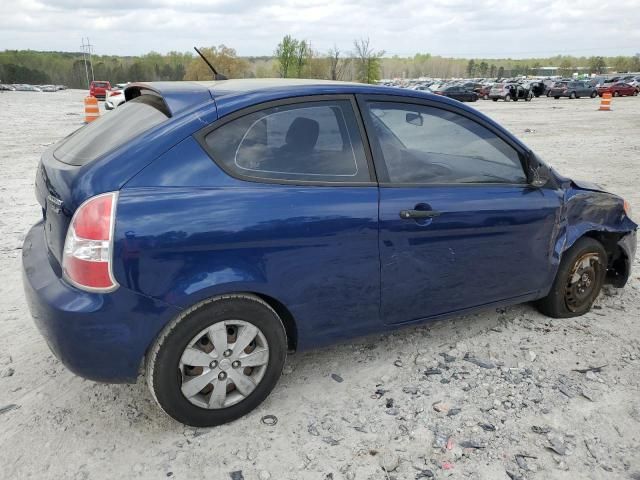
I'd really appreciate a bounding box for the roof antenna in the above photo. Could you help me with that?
[193,46,228,80]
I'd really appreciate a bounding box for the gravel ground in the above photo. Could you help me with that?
[0,89,639,480]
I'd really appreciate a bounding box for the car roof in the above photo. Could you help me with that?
[126,78,475,117]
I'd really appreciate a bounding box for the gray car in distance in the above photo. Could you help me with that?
[548,81,598,99]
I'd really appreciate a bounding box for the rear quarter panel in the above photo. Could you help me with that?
[115,140,381,350]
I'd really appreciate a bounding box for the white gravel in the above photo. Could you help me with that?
[0,89,639,480]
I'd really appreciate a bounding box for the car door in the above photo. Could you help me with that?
[578,82,589,96]
[190,96,382,344]
[357,95,563,325]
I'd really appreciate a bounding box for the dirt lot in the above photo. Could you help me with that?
[0,89,638,480]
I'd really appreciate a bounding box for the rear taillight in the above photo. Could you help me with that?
[111,91,122,96]
[62,192,119,292]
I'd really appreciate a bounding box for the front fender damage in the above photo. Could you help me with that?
[558,183,637,287]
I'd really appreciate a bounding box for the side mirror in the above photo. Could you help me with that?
[406,112,423,126]
[527,154,550,187]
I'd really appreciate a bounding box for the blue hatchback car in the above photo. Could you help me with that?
[22,79,637,426]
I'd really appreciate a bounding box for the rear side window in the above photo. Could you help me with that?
[203,100,371,183]
[54,95,169,166]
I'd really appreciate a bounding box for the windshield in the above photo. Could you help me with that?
[54,95,169,166]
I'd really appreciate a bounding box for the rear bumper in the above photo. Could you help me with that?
[22,221,181,383]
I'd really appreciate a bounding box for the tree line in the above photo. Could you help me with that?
[1,39,639,88]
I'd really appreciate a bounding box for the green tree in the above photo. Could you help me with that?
[558,59,573,77]
[353,38,384,84]
[184,45,248,80]
[275,35,298,78]
[612,56,628,73]
[531,62,542,75]
[497,66,505,78]
[588,56,607,74]
[466,59,476,77]
[489,64,497,77]
[478,61,488,77]
[294,40,310,78]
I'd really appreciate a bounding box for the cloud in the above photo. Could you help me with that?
[1,0,639,57]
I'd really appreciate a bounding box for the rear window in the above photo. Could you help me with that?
[92,82,109,88]
[54,95,169,166]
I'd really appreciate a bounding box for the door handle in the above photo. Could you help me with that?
[399,209,441,220]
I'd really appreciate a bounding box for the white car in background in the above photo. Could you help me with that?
[105,83,129,110]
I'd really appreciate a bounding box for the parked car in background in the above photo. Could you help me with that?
[0,84,16,91]
[432,85,479,102]
[89,80,112,99]
[22,79,637,427]
[489,83,533,101]
[627,76,640,91]
[474,84,492,100]
[14,84,42,92]
[548,81,597,99]
[105,85,128,110]
[526,81,547,97]
[597,82,638,97]
[40,85,58,92]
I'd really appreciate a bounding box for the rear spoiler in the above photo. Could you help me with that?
[124,82,214,117]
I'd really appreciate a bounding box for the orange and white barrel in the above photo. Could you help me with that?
[84,95,100,123]
[598,92,612,111]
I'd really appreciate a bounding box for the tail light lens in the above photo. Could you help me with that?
[62,192,119,292]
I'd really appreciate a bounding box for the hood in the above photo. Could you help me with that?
[570,179,611,195]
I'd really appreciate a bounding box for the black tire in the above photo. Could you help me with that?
[505,94,511,102]
[483,94,489,100]
[590,91,597,98]
[569,92,576,99]
[535,238,607,318]
[633,91,638,96]
[554,96,560,99]
[147,295,288,427]
[492,98,498,102]
[613,91,619,97]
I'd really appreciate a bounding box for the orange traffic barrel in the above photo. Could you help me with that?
[84,95,100,123]
[598,92,612,111]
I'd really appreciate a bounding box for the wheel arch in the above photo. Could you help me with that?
[564,229,634,288]
[143,288,299,371]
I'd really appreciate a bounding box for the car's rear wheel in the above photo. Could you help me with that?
[147,295,287,427]
[505,94,511,102]
[483,94,489,100]
[613,91,619,97]
[570,92,576,99]
[535,238,607,318]
[633,91,638,96]
[554,96,560,99]
[591,91,597,98]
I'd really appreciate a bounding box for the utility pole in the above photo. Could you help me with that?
[80,37,95,88]
[81,38,90,89]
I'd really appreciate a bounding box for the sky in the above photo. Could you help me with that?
[2,0,639,58]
